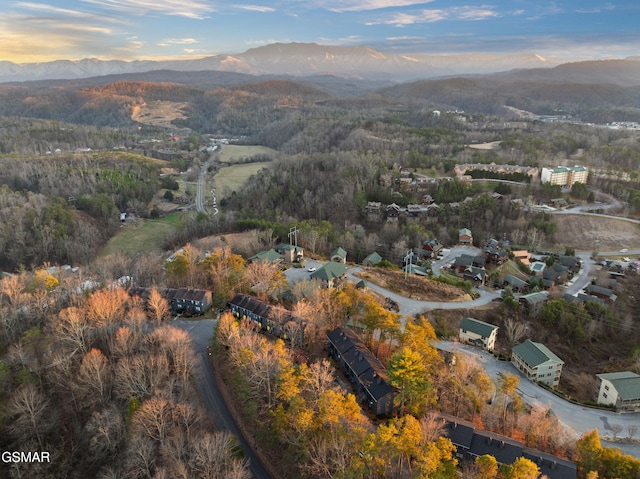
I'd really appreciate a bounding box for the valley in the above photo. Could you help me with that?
[1,50,640,479]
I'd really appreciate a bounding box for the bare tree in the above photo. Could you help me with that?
[9,384,50,447]
[610,423,623,439]
[148,288,170,323]
[85,406,126,464]
[133,396,174,442]
[55,306,91,354]
[628,424,638,440]
[504,317,529,349]
[79,348,112,406]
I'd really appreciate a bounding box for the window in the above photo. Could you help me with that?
[605,385,609,391]
[603,393,608,399]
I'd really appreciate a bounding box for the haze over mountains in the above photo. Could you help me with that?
[2,41,632,84]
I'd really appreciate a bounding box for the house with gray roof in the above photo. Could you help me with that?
[458,228,473,245]
[518,291,549,312]
[595,371,640,412]
[459,317,498,352]
[512,340,564,388]
[503,274,529,293]
[585,284,617,303]
[310,262,347,288]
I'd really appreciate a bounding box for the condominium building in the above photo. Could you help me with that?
[540,166,588,188]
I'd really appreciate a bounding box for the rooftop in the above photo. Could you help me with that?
[513,340,564,368]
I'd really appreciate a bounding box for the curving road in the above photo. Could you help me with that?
[173,318,272,479]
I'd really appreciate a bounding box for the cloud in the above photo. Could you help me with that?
[325,0,435,12]
[367,6,499,25]
[82,0,214,19]
[158,38,200,46]
[234,5,276,13]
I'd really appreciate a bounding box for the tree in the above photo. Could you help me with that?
[9,383,51,447]
[498,457,540,479]
[476,454,499,479]
[148,288,170,323]
[387,347,433,416]
[79,348,112,406]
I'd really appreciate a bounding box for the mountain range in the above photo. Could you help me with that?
[0,42,621,84]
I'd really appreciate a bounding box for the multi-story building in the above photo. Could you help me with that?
[511,340,564,388]
[459,317,498,352]
[540,166,588,188]
[595,371,640,412]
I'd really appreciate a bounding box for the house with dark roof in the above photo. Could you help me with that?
[459,317,498,352]
[437,413,576,479]
[362,251,383,267]
[453,254,485,274]
[229,294,305,346]
[463,266,487,286]
[595,371,640,412]
[585,284,617,303]
[558,255,581,273]
[503,274,529,293]
[512,340,564,388]
[330,247,348,264]
[165,288,213,315]
[310,262,347,288]
[327,327,398,416]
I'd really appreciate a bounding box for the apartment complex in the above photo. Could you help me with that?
[540,166,588,188]
[511,340,564,388]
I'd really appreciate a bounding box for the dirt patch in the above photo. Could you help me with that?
[131,100,190,128]
[355,267,471,302]
[548,214,640,252]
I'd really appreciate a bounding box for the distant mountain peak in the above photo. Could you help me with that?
[0,41,629,84]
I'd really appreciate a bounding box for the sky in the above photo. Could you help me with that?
[1,0,639,63]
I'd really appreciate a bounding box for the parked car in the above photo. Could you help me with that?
[307,267,317,272]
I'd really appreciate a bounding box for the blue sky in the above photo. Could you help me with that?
[1,0,639,63]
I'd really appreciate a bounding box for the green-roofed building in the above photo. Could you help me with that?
[362,251,383,267]
[248,249,283,263]
[331,246,348,264]
[310,262,347,289]
[595,371,640,412]
[459,317,498,352]
[511,340,564,388]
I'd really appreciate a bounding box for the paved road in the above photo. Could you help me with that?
[439,341,640,457]
[173,319,272,479]
[195,144,222,215]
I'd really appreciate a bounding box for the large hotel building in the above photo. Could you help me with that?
[540,165,588,188]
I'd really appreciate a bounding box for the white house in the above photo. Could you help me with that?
[459,317,498,352]
[511,340,564,388]
[595,371,640,412]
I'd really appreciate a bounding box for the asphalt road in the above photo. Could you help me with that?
[173,318,272,479]
[439,341,640,457]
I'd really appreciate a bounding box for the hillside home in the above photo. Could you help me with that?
[518,291,549,312]
[276,243,304,263]
[165,288,213,315]
[463,266,487,286]
[330,247,348,264]
[248,249,283,263]
[453,254,485,274]
[585,284,617,303]
[310,262,347,289]
[595,371,640,412]
[385,203,401,219]
[459,317,498,352]
[458,228,473,245]
[437,413,576,479]
[503,274,529,293]
[362,251,383,267]
[229,294,305,346]
[511,340,564,388]
[422,238,444,257]
[327,327,398,416]
[512,250,531,266]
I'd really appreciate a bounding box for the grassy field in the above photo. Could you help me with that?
[217,144,277,163]
[214,162,270,198]
[102,212,184,256]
